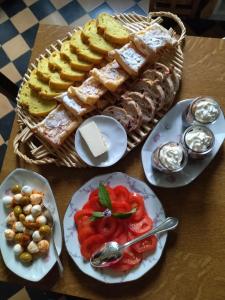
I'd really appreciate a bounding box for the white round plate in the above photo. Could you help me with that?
[63,172,167,284]
[0,168,62,282]
[75,115,127,167]
[141,99,225,188]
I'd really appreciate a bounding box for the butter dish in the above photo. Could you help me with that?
[75,115,127,167]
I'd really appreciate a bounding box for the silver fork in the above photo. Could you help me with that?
[42,204,64,276]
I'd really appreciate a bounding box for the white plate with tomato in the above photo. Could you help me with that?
[63,172,167,284]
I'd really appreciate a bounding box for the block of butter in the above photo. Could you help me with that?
[79,121,108,157]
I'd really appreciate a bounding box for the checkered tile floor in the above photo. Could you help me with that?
[0,0,148,171]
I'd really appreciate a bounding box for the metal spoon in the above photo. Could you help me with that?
[90,217,178,268]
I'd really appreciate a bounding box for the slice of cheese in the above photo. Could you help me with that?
[79,121,107,157]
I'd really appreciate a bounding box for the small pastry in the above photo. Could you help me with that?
[13,221,25,233]
[6,212,17,225]
[4,229,15,241]
[27,241,39,254]
[2,195,13,208]
[30,193,43,205]
[13,193,23,204]
[23,204,32,215]
[31,204,42,218]
[13,244,23,256]
[32,230,43,242]
[25,214,35,223]
[38,240,49,253]
[36,215,47,225]
[21,185,32,196]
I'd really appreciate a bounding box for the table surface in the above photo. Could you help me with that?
[0,24,225,300]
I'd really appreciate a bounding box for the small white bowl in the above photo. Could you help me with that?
[75,115,127,167]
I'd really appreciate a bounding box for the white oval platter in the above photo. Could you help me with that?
[0,168,62,282]
[63,172,167,284]
[141,99,225,188]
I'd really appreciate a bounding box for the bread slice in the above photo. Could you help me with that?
[60,41,93,71]
[70,31,103,64]
[111,43,146,76]
[49,51,85,82]
[69,76,106,105]
[36,57,52,82]
[131,23,176,58]
[29,70,60,100]
[33,105,81,148]
[19,81,57,116]
[97,13,130,45]
[56,91,94,117]
[49,72,73,90]
[90,60,128,91]
[81,19,115,55]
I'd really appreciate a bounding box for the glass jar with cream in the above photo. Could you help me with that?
[183,97,220,127]
[152,142,188,173]
[182,125,215,159]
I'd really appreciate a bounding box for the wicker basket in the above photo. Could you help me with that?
[14,11,186,167]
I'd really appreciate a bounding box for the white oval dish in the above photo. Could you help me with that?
[63,172,167,284]
[75,115,127,167]
[0,168,62,282]
[141,99,225,188]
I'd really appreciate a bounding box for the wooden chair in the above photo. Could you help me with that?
[149,0,202,18]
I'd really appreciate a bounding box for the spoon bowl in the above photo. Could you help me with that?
[90,217,178,268]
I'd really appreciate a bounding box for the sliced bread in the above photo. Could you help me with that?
[111,42,147,76]
[19,81,57,116]
[69,76,106,105]
[60,41,93,71]
[90,60,128,91]
[97,13,130,45]
[81,19,115,55]
[70,31,103,64]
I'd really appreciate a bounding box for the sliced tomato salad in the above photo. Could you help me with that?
[74,185,157,272]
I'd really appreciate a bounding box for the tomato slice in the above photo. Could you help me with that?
[113,185,130,202]
[128,231,157,254]
[128,193,145,222]
[95,217,118,239]
[106,186,116,203]
[128,215,153,235]
[112,248,142,272]
[74,209,93,226]
[122,248,142,266]
[83,189,101,211]
[113,220,128,239]
[80,234,105,260]
[112,200,131,213]
[78,225,96,243]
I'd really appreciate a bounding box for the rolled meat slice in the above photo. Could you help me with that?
[122,91,155,123]
[121,100,143,129]
[102,106,134,132]
[142,68,164,83]
[133,79,165,111]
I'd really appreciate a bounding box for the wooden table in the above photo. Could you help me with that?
[0,24,225,300]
